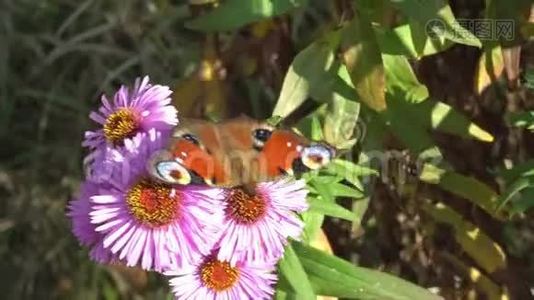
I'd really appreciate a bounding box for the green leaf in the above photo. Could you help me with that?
[497,176,534,210]
[308,197,357,221]
[323,95,360,149]
[292,241,442,300]
[342,11,386,112]
[302,210,325,242]
[277,244,316,299]
[499,159,534,183]
[274,289,293,300]
[330,159,379,176]
[308,176,338,201]
[474,44,504,94]
[375,23,453,59]
[382,54,429,103]
[421,201,507,274]
[416,100,494,142]
[387,95,494,143]
[310,115,325,141]
[329,182,365,198]
[419,164,507,220]
[384,95,440,153]
[275,270,298,300]
[327,159,377,191]
[507,111,534,130]
[352,197,371,232]
[509,187,534,213]
[273,35,336,118]
[186,0,308,32]
[389,0,481,47]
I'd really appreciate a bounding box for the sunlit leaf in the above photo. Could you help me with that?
[273,35,336,118]
[384,95,440,153]
[375,23,453,59]
[388,96,494,143]
[186,0,308,31]
[278,244,316,299]
[419,164,507,220]
[437,252,510,299]
[474,44,504,94]
[389,0,481,47]
[422,201,507,274]
[292,241,442,299]
[382,54,429,103]
[419,100,494,142]
[323,97,360,149]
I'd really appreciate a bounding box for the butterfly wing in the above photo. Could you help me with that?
[149,117,335,187]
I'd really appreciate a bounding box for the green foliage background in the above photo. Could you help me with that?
[1,0,534,299]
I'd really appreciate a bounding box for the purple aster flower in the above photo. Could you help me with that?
[83,76,177,181]
[89,129,225,272]
[67,181,116,264]
[166,253,277,300]
[215,179,309,265]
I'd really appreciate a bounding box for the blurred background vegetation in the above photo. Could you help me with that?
[1,0,534,299]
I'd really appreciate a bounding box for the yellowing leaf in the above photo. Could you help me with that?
[186,0,308,32]
[422,201,507,273]
[419,164,507,220]
[437,252,510,300]
[475,45,504,94]
[341,13,386,112]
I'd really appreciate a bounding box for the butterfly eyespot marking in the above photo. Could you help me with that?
[301,144,334,170]
[181,133,200,145]
[252,127,273,150]
[155,161,192,185]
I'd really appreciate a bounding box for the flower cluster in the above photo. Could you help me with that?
[68,76,309,299]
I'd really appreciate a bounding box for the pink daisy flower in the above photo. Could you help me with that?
[83,76,177,181]
[67,181,116,264]
[216,179,309,265]
[89,130,225,272]
[166,253,277,300]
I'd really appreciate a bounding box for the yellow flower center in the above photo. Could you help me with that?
[199,258,240,292]
[103,108,140,144]
[225,188,266,224]
[126,178,180,226]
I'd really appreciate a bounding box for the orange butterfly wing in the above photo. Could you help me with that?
[259,130,306,177]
